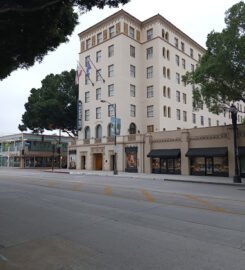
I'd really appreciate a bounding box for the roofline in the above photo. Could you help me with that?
[78,9,205,52]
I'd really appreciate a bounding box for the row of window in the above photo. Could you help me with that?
[84,104,136,121]
[147,27,200,60]
[84,84,189,104]
[83,122,137,140]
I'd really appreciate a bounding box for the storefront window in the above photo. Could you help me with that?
[151,158,180,174]
[152,158,160,173]
[190,157,228,176]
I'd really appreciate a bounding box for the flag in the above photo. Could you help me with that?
[75,64,82,85]
[85,61,91,76]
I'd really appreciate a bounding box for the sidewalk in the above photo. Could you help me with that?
[46,169,245,186]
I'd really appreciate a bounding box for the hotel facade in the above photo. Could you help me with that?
[70,10,245,176]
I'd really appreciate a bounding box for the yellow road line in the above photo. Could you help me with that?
[141,189,155,203]
[72,183,83,192]
[185,194,226,213]
[104,186,112,196]
[47,181,57,188]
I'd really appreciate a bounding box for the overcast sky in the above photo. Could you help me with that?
[0,0,239,135]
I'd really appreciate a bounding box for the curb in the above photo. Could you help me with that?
[164,178,245,186]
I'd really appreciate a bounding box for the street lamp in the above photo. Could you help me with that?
[101,99,118,175]
[229,104,242,183]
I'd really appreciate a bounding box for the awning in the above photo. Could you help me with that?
[186,147,228,157]
[238,147,245,156]
[147,149,180,158]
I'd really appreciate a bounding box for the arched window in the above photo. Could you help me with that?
[108,123,113,137]
[95,124,102,139]
[165,32,169,41]
[84,126,90,139]
[129,123,136,134]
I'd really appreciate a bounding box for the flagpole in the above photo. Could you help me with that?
[77,61,94,86]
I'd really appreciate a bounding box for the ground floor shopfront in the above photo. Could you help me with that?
[69,125,245,178]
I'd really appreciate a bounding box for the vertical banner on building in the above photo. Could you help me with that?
[111,117,121,136]
[125,146,138,173]
[77,100,83,131]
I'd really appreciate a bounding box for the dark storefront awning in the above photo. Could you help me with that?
[186,147,228,157]
[147,149,180,158]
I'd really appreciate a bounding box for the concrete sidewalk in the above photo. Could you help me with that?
[46,169,245,186]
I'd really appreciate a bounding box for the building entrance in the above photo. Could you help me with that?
[94,154,103,170]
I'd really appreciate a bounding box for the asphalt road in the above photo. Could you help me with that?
[0,169,245,270]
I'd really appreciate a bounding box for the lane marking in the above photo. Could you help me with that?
[47,181,57,188]
[72,183,83,192]
[185,194,226,213]
[141,189,155,203]
[104,186,112,196]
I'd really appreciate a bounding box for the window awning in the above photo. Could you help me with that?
[147,149,180,158]
[186,147,228,157]
[238,147,245,156]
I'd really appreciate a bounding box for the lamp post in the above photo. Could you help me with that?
[101,100,118,175]
[229,104,242,183]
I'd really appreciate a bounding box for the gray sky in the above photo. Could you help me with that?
[0,0,239,135]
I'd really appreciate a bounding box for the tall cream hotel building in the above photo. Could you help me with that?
[72,10,244,175]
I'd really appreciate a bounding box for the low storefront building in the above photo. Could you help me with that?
[70,125,245,178]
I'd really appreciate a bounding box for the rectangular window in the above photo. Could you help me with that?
[108,64,114,77]
[96,50,101,63]
[96,69,101,81]
[176,109,181,120]
[130,104,136,117]
[97,32,102,44]
[147,125,154,132]
[174,37,179,48]
[147,28,153,40]
[96,107,101,119]
[182,58,186,69]
[183,111,187,122]
[190,48,194,58]
[176,90,180,102]
[130,65,136,77]
[86,38,91,49]
[175,55,180,66]
[109,26,115,38]
[192,113,196,124]
[85,55,90,66]
[147,66,153,79]
[108,45,114,57]
[181,42,185,52]
[183,93,187,104]
[85,91,90,103]
[216,120,219,126]
[108,104,114,117]
[147,85,154,98]
[85,110,90,121]
[147,105,154,117]
[146,47,153,59]
[191,64,194,72]
[129,26,135,38]
[108,84,114,97]
[176,73,180,84]
[130,84,136,97]
[130,45,135,57]
[201,115,204,126]
[96,88,101,100]
[208,118,211,127]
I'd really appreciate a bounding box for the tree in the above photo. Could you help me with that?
[183,1,245,114]
[0,0,130,80]
[19,69,79,136]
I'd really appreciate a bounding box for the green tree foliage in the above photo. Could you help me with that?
[19,69,78,136]
[0,0,130,80]
[183,1,245,113]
